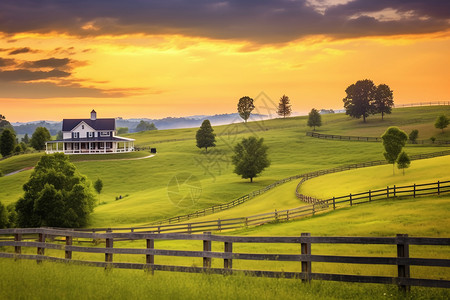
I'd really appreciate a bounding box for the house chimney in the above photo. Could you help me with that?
[91,109,97,120]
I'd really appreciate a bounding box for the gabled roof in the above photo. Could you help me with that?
[62,118,115,131]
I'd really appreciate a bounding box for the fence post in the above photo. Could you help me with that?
[369,190,371,202]
[203,232,212,269]
[105,229,113,265]
[413,184,416,198]
[37,232,45,264]
[312,203,315,215]
[65,235,72,260]
[387,186,389,198]
[218,219,222,232]
[224,241,233,272]
[396,234,411,293]
[14,233,22,255]
[437,181,440,195]
[301,233,311,282]
[394,185,396,197]
[286,210,290,221]
[349,193,352,206]
[188,223,192,234]
[146,238,155,274]
[244,217,248,227]
[275,209,278,221]
[332,197,335,210]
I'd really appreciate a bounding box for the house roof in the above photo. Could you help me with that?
[47,136,135,143]
[62,118,115,131]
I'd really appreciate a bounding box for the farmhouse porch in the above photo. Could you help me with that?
[45,137,135,154]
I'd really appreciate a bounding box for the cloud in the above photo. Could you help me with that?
[0,69,70,82]
[21,58,71,69]
[0,1,448,43]
[8,47,34,55]
[0,57,15,67]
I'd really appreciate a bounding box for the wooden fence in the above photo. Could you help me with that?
[394,101,450,108]
[146,150,450,227]
[60,180,450,236]
[306,132,450,144]
[0,228,448,290]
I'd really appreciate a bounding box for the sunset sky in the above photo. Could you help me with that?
[1,0,449,122]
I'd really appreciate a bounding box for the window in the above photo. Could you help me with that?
[82,125,85,129]
[73,132,79,138]
[100,132,110,137]
[88,132,94,138]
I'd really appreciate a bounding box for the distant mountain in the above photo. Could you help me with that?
[13,113,271,135]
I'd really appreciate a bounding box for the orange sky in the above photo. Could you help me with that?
[1,1,449,122]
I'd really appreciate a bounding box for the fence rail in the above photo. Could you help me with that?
[0,228,448,290]
[52,180,449,236]
[306,132,450,144]
[394,101,450,108]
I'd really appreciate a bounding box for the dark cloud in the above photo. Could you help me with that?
[0,69,70,82]
[21,58,71,69]
[0,1,448,43]
[8,47,34,55]
[0,81,151,98]
[0,57,15,67]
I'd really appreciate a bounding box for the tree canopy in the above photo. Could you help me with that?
[135,120,157,132]
[30,127,51,150]
[381,127,407,174]
[343,79,377,123]
[307,108,322,130]
[0,128,16,157]
[408,129,419,144]
[435,115,449,133]
[196,119,216,153]
[374,84,394,120]
[277,95,292,118]
[237,96,255,123]
[232,136,270,183]
[15,153,96,228]
[0,114,14,135]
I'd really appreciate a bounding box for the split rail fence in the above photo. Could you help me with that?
[0,229,448,291]
[63,180,450,235]
[306,132,450,144]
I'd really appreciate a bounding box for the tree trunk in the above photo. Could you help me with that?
[393,163,395,175]
[363,115,366,123]
[382,112,384,120]
[250,177,253,183]
[205,147,208,153]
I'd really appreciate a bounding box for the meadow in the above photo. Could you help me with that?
[1,106,450,299]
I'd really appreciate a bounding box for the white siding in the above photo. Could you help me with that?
[71,122,95,138]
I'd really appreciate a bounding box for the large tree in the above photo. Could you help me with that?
[374,84,394,120]
[277,94,292,118]
[307,108,322,130]
[0,114,14,135]
[342,79,377,123]
[381,127,408,175]
[0,128,16,157]
[30,126,51,150]
[237,96,255,123]
[435,115,449,133]
[15,153,96,228]
[232,136,270,183]
[196,119,216,153]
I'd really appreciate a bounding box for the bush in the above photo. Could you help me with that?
[94,178,103,194]
[408,129,418,144]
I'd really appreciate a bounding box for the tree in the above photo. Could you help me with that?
[0,114,14,135]
[196,119,216,153]
[409,129,419,144]
[435,115,449,133]
[0,128,16,157]
[396,151,410,176]
[30,127,51,150]
[21,133,30,145]
[0,201,8,229]
[342,79,377,123]
[232,136,270,183]
[374,84,394,120]
[117,127,129,135]
[15,153,96,228]
[307,108,322,130]
[237,96,255,123]
[135,120,157,132]
[277,95,292,118]
[94,178,103,194]
[381,127,408,175]
[56,130,63,140]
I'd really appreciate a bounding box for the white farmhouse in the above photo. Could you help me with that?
[45,110,135,154]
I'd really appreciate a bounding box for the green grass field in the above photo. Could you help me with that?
[1,106,450,299]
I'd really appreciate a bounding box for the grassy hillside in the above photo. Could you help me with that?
[1,106,449,228]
